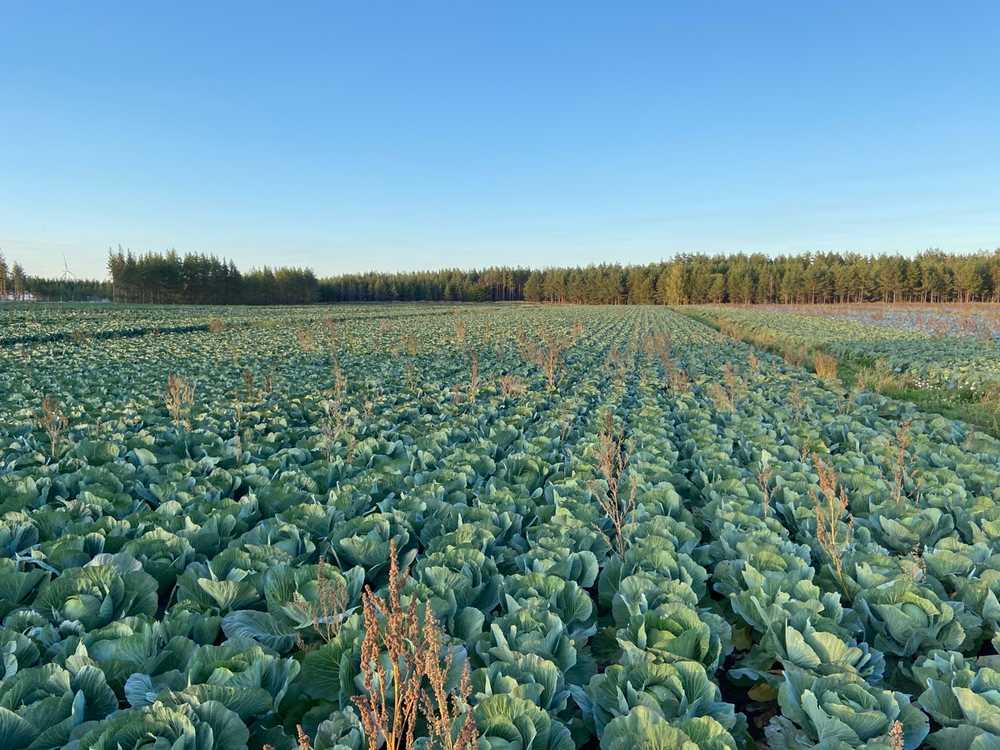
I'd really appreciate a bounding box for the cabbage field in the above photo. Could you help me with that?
[789,306,1000,343]
[690,306,1000,395]
[0,303,471,345]
[3,303,1000,750]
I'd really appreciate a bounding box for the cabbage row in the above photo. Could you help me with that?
[0,302,467,344]
[2,304,1000,749]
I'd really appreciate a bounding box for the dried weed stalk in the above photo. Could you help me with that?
[887,720,904,750]
[499,374,526,398]
[757,466,773,518]
[296,557,349,648]
[420,614,478,750]
[242,368,256,400]
[354,541,425,750]
[523,331,565,390]
[39,395,68,459]
[353,541,477,750]
[667,363,690,393]
[297,329,317,353]
[165,373,196,428]
[467,350,479,401]
[319,400,346,460]
[331,360,348,401]
[707,382,733,412]
[789,384,805,413]
[324,317,339,348]
[591,410,638,557]
[722,362,747,403]
[812,351,840,382]
[812,454,853,582]
[402,334,419,357]
[892,420,912,504]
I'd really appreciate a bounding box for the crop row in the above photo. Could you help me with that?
[0,302,472,345]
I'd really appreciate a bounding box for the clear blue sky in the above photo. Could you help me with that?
[2,2,998,279]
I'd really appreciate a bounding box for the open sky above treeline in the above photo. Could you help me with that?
[2,2,999,278]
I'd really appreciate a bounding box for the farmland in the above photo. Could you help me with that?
[689,305,1000,436]
[758,305,1000,342]
[3,303,1000,750]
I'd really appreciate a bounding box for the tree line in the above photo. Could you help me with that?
[523,250,1000,305]
[3,247,1000,305]
[322,250,1000,304]
[105,249,319,304]
[0,253,28,299]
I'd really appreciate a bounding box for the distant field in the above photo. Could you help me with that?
[0,301,476,344]
[758,303,1000,341]
[4,303,1000,749]
[689,304,1000,436]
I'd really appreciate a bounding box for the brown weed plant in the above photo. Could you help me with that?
[403,360,419,390]
[330,360,348,401]
[855,359,901,394]
[590,410,638,557]
[645,332,679,386]
[498,374,526,398]
[887,720,904,750]
[812,351,840,382]
[903,543,927,585]
[722,362,747,403]
[604,345,620,369]
[353,541,477,750]
[536,332,565,390]
[789,384,805,413]
[296,557,349,649]
[812,454,853,583]
[978,384,1000,432]
[296,329,317,353]
[892,420,912,504]
[324,317,339,349]
[39,395,68,460]
[241,368,257,401]
[757,466,773,518]
[707,382,733,412]
[402,334,419,357]
[419,613,478,750]
[165,373,196,428]
[667,364,690,393]
[319,400,346,461]
[467,350,479,401]
[521,330,566,390]
[782,345,808,367]
[354,542,424,750]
